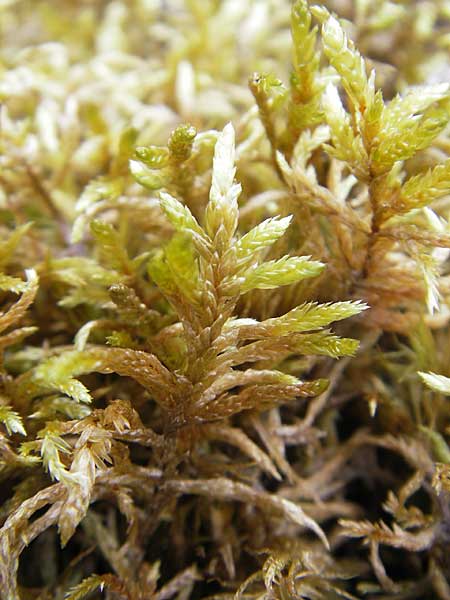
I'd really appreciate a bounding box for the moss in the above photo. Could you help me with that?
[1,1,450,598]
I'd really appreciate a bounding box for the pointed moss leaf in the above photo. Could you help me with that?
[293,126,330,170]
[0,273,28,294]
[33,352,101,403]
[213,124,238,191]
[288,0,324,132]
[29,397,91,420]
[29,348,175,410]
[420,253,440,315]
[295,330,360,358]
[235,216,292,266]
[205,123,241,240]
[74,320,101,351]
[372,106,449,172]
[321,15,372,110]
[291,0,316,69]
[276,151,293,182]
[159,191,205,238]
[197,369,300,408]
[398,158,450,212]
[59,444,97,546]
[240,256,324,293]
[0,405,26,436]
[264,300,368,335]
[322,83,368,172]
[381,84,449,134]
[40,428,73,483]
[90,220,132,274]
[419,371,450,395]
[65,575,105,600]
[0,269,38,335]
[159,200,210,271]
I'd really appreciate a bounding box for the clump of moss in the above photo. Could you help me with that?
[1,1,450,598]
